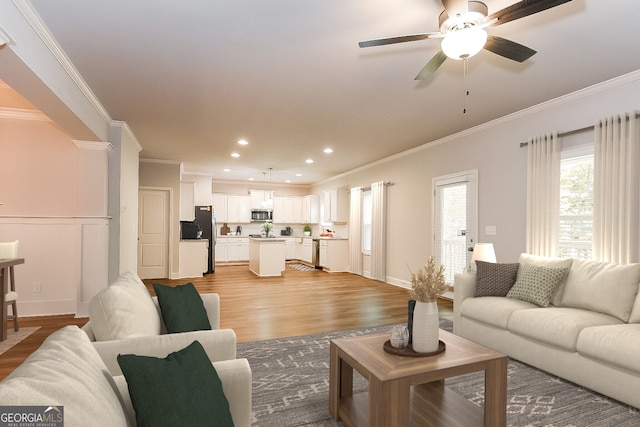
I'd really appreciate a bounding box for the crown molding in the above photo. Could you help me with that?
[111,120,143,153]
[139,157,182,166]
[73,140,113,153]
[0,106,51,121]
[11,0,112,124]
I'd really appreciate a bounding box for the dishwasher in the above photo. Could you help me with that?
[312,238,321,268]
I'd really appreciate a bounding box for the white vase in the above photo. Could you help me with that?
[412,300,440,353]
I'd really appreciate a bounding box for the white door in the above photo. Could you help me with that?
[433,170,477,286]
[138,188,170,279]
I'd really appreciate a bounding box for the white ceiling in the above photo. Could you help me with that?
[27,0,640,185]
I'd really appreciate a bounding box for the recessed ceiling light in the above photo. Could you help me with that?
[295,173,302,177]
[223,168,230,172]
[285,179,291,183]
[248,178,254,181]
[231,152,240,158]
[324,147,333,154]
[238,139,249,145]
[305,159,314,164]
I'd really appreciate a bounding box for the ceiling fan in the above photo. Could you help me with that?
[359,0,574,80]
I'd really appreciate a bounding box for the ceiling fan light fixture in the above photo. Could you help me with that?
[441,27,488,60]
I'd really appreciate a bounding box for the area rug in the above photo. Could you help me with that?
[0,327,40,356]
[237,320,640,427]
[287,263,316,272]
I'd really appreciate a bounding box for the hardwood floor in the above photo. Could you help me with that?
[0,263,452,381]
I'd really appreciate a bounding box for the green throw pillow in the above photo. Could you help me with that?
[506,263,569,307]
[153,283,212,333]
[117,341,234,427]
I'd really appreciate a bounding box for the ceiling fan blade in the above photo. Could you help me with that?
[415,51,448,80]
[441,0,469,17]
[488,0,573,27]
[359,33,440,48]
[484,35,537,62]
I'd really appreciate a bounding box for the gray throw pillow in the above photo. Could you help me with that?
[507,263,569,307]
[475,261,520,297]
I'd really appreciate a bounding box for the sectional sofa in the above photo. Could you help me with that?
[454,253,640,408]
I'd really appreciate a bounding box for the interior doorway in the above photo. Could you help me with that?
[433,170,478,287]
[138,188,170,279]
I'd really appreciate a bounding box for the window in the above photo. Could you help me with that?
[559,147,594,259]
[362,190,372,253]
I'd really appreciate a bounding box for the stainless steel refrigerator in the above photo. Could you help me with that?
[195,205,216,274]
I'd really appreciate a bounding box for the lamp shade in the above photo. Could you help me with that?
[441,27,488,60]
[471,243,496,263]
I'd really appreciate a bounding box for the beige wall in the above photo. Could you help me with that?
[312,72,640,288]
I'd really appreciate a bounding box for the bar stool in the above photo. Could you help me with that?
[0,241,19,334]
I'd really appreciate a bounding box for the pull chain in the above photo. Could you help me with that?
[463,58,469,114]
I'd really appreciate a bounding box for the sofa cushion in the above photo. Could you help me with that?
[0,326,131,426]
[152,283,212,333]
[461,296,537,329]
[577,324,640,373]
[518,253,573,306]
[89,271,162,341]
[507,263,569,307]
[474,261,519,297]
[117,340,234,427]
[560,258,640,322]
[508,307,622,352]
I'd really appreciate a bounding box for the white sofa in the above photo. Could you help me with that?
[0,325,252,427]
[454,253,640,408]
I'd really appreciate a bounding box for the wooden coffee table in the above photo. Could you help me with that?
[329,329,507,427]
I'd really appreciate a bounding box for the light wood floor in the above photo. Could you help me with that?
[0,263,452,381]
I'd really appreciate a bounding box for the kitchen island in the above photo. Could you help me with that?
[249,237,286,277]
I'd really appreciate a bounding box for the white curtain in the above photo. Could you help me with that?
[370,181,386,281]
[526,132,561,256]
[593,112,640,264]
[349,186,363,275]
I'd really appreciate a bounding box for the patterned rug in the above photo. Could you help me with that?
[287,263,316,272]
[0,327,40,356]
[237,320,640,427]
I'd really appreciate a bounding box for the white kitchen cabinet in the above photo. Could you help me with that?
[323,189,348,223]
[284,237,296,260]
[228,237,249,261]
[179,240,208,277]
[250,190,274,209]
[212,193,228,222]
[215,238,228,262]
[318,238,349,272]
[227,195,251,223]
[273,197,295,223]
[296,237,313,264]
[300,194,320,224]
[180,182,196,221]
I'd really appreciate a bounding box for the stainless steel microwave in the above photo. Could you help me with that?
[251,209,272,221]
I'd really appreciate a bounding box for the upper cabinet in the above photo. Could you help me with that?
[227,195,251,223]
[212,193,228,222]
[323,188,349,223]
[250,190,274,210]
[180,182,196,221]
[300,195,319,224]
[213,193,250,223]
[273,197,295,223]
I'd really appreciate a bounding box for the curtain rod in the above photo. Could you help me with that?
[352,181,394,192]
[519,112,640,148]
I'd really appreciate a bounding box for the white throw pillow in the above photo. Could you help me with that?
[89,271,161,341]
[518,253,574,306]
[0,326,131,426]
[560,258,640,322]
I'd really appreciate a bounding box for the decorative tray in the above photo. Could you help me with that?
[383,340,446,357]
